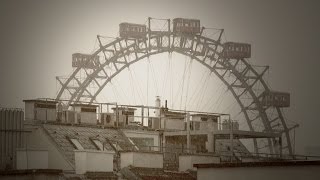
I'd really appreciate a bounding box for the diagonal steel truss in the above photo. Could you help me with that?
[56,31,294,155]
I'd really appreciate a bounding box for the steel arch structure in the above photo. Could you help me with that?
[56,29,293,155]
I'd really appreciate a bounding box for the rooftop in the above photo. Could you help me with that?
[42,123,135,167]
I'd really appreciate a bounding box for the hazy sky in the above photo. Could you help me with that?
[0,0,320,154]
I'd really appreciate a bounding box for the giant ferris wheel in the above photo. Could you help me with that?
[55,17,297,156]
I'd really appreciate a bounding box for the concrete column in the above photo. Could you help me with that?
[186,113,190,153]
[141,106,144,126]
[162,134,166,152]
[207,133,214,153]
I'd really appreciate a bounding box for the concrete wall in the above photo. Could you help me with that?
[61,110,75,124]
[197,165,320,180]
[72,106,97,125]
[25,101,57,121]
[199,121,217,131]
[149,117,160,129]
[74,150,114,174]
[162,118,185,130]
[25,126,74,171]
[179,154,220,171]
[25,102,35,120]
[16,149,48,169]
[35,108,56,121]
[120,152,163,169]
[120,152,133,169]
[78,112,97,124]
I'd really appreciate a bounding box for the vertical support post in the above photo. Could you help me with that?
[186,113,190,153]
[159,107,162,129]
[168,19,171,50]
[207,132,214,153]
[45,99,48,122]
[12,110,15,168]
[162,132,166,152]
[230,116,234,162]
[141,105,144,126]
[279,136,283,158]
[1,109,3,166]
[116,103,119,128]
[293,128,296,155]
[147,107,150,127]
[213,134,216,153]
[99,103,102,125]
[148,17,151,51]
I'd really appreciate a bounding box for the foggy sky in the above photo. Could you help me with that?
[0,0,320,154]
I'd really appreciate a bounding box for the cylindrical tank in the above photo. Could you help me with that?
[155,96,161,117]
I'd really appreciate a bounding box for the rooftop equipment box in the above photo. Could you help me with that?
[24,99,58,121]
[71,104,98,125]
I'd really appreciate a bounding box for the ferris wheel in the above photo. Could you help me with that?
[55,17,297,156]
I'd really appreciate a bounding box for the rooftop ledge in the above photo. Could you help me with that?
[193,160,320,168]
[74,150,115,154]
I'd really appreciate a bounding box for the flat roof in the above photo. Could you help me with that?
[23,99,58,104]
[70,103,99,107]
[111,107,137,110]
[191,114,219,117]
[194,160,320,168]
[173,18,200,21]
[163,110,186,116]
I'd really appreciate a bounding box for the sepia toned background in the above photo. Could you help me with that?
[0,0,319,155]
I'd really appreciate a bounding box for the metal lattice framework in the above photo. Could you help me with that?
[56,25,294,155]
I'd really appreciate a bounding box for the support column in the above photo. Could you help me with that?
[207,132,214,153]
[279,136,282,158]
[116,103,119,128]
[141,106,144,126]
[230,118,234,162]
[162,133,166,152]
[186,113,190,153]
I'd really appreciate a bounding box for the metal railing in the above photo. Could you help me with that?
[111,144,320,163]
